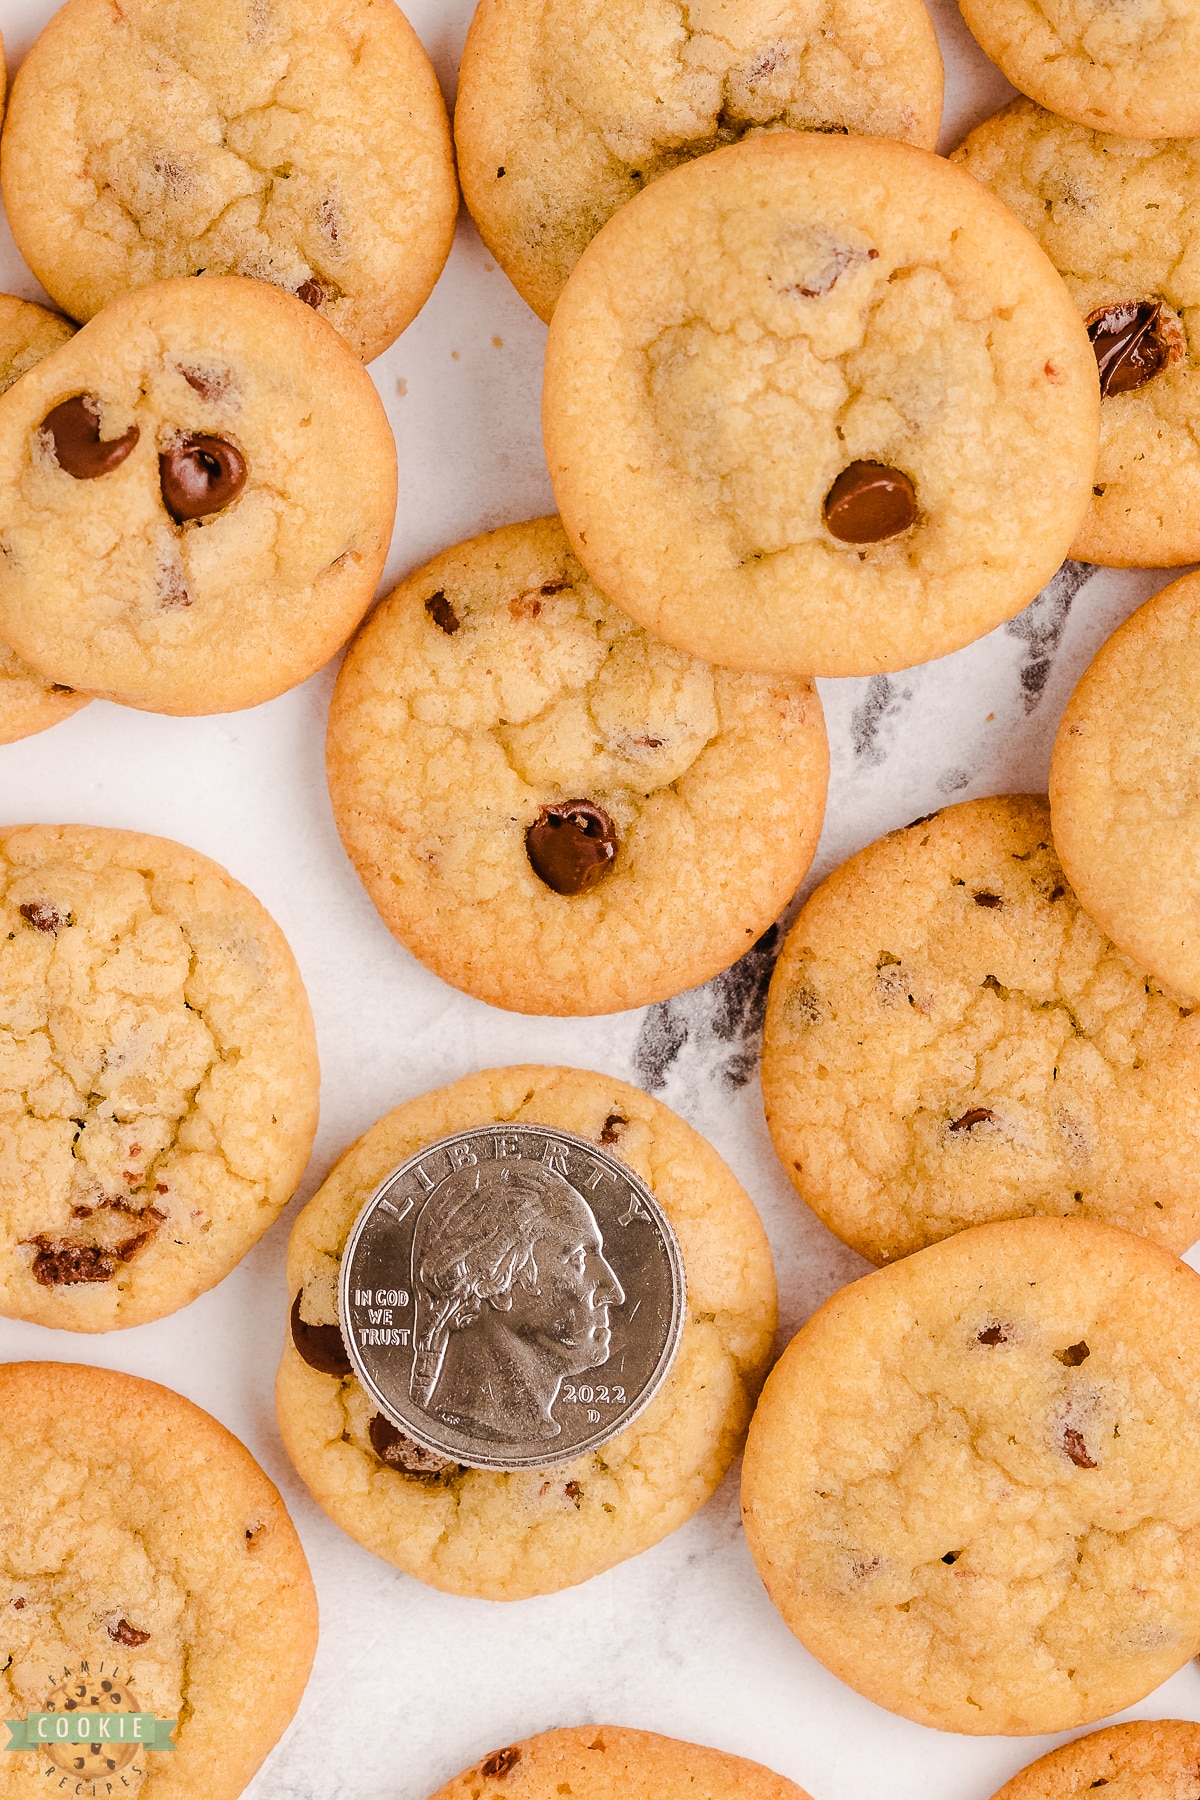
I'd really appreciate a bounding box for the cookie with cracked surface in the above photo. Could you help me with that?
[429,1726,813,1800]
[0,295,90,746]
[0,824,319,1331]
[0,276,396,715]
[742,1216,1200,1734]
[543,133,1099,679]
[326,516,827,1015]
[0,0,457,363]
[455,0,944,323]
[762,794,1200,1265]
[0,1361,317,1800]
[954,100,1200,567]
[956,0,1200,139]
[276,1065,777,1599]
[1050,571,1200,1007]
[989,1719,1200,1799]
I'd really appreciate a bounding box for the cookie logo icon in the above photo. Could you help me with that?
[5,1656,176,1794]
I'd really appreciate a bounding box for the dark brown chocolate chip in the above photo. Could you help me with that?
[526,800,618,896]
[30,1240,118,1286]
[599,1112,627,1144]
[951,1109,997,1133]
[973,891,1003,908]
[976,1323,1009,1345]
[906,811,941,829]
[180,365,230,403]
[565,1480,583,1504]
[41,395,139,479]
[289,1291,352,1377]
[1049,885,1066,902]
[1057,1340,1090,1367]
[368,1413,447,1476]
[425,589,460,634]
[296,278,325,308]
[824,461,917,544]
[1062,1427,1097,1468]
[481,1748,522,1780]
[941,1550,960,1564]
[1087,301,1172,397]
[19,901,69,933]
[108,1620,150,1648]
[159,435,247,523]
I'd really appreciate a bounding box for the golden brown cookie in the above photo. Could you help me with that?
[762,795,1200,1265]
[543,133,1099,679]
[0,294,89,746]
[0,0,458,362]
[0,1361,318,1800]
[455,0,944,321]
[0,824,319,1331]
[0,277,397,715]
[327,517,827,1014]
[954,99,1200,568]
[428,1727,812,1800]
[1050,570,1200,1005]
[277,1065,777,1599]
[742,1217,1200,1735]
[989,1719,1200,1799]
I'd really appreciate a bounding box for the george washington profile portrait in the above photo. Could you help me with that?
[408,1160,625,1443]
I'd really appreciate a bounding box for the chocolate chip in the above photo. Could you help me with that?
[41,395,139,479]
[108,1620,150,1648]
[159,435,247,523]
[599,1112,627,1144]
[368,1413,448,1476]
[481,1748,522,1780]
[425,589,460,634]
[973,892,1003,908]
[179,365,230,403]
[976,1323,1009,1345]
[290,1291,352,1377]
[824,461,917,544]
[565,1480,583,1504]
[1057,1340,1090,1367]
[526,800,618,895]
[296,278,325,308]
[951,1108,997,1132]
[19,901,69,934]
[1087,301,1172,397]
[1062,1427,1097,1468]
[30,1240,118,1286]
[941,1550,960,1564]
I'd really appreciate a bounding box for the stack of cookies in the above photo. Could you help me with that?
[2,0,1200,1796]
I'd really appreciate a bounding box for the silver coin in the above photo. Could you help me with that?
[338,1122,686,1472]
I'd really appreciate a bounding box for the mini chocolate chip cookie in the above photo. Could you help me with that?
[0,824,319,1331]
[957,0,1200,140]
[0,1361,317,1799]
[276,1065,777,1599]
[0,0,458,363]
[0,294,90,746]
[1050,571,1200,1005]
[742,1217,1200,1735]
[954,100,1200,567]
[0,276,396,715]
[989,1719,1200,1799]
[543,133,1099,679]
[429,1727,812,1800]
[455,0,944,322]
[762,795,1200,1265]
[326,516,827,1014]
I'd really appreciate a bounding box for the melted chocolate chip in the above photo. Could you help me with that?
[30,1240,118,1286]
[368,1413,448,1475]
[565,1480,583,1504]
[976,1323,1009,1345]
[296,279,325,309]
[950,1108,997,1132]
[159,435,246,523]
[1087,301,1172,397]
[42,396,139,480]
[599,1112,627,1144]
[526,800,618,896]
[973,892,1003,908]
[481,1748,522,1780]
[425,589,460,634]
[180,365,230,403]
[289,1291,352,1377]
[1062,1427,1097,1469]
[1057,1340,1090,1367]
[19,901,69,933]
[108,1620,150,1648]
[824,461,917,544]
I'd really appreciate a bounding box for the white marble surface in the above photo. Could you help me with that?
[0,3,1197,1797]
